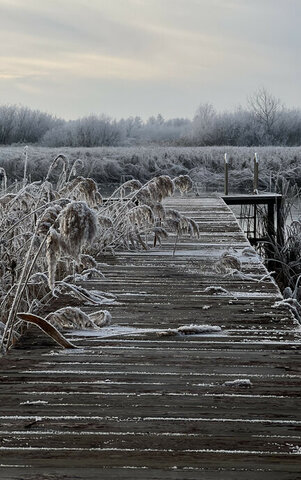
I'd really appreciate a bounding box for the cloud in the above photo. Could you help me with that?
[0,53,179,82]
[0,0,300,117]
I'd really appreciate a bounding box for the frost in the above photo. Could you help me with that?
[20,400,49,405]
[203,286,231,295]
[46,307,112,331]
[53,282,115,306]
[223,379,253,388]
[63,268,105,283]
[215,252,241,274]
[242,246,257,257]
[59,201,98,257]
[273,299,301,324]
[157,324,222,337]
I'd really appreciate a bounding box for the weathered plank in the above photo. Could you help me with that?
[0,196,300,479]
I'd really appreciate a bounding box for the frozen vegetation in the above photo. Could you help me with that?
[1,145,301,194]
[1,89,301,147]
[223,379,253,388]
[0,156,197,353]
[157,324,222,336]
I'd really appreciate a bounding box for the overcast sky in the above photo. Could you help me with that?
[0,0,300,120]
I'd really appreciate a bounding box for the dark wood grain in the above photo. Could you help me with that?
[0,196,300,479]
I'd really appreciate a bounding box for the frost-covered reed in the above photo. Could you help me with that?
[0,154,195,352]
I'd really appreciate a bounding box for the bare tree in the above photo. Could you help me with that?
[248,87,282,138]
[192,103,217,145]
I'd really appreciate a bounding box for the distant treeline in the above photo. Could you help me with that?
[1,88,301,147]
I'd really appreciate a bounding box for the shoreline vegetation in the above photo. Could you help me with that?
[0,146,301,352]
[0,158,196,352]
[1,145,301,194]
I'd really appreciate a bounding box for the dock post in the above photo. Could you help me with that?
[224,153,229,195]
[265,198,276,270]
[276,195,284,249]
[253,153,259,193]
[254,203,257,241]
[267,199,275,239]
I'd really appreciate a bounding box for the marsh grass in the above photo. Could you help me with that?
[1,146,301,193]
[0,155,196,352]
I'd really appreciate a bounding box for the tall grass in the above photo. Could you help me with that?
[0,157,197,353]
[1,146,301,193]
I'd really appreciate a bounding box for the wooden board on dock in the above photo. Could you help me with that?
[0,196,300,479]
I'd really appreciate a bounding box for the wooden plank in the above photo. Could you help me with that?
[0,196,300,479]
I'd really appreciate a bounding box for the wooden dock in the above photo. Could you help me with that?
[0,196,300,479]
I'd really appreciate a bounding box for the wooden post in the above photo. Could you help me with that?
[253,203,257,241]
[23,145,28,187]
[253,152,259,194]
[267,199,275,240]
[276,195,284,248]
[224,153,229,196]
[266,198,276,271]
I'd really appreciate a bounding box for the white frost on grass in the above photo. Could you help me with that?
[223,379,253,388]
[20,400,49,405]
[118,292,148,296]
[69,326,161,338]
[66,324,222,339]
[63,268,105,283]
[45,348,88,355]
[0,321,4,344]
[241,247,257,257]
[203,286,231,296]
[0,321,4,334]
[273,299,301,324]
[231,292,280,299]
[157,324,222,337]
[52,282,115,307]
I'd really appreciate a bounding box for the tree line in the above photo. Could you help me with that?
[1,88,301,147]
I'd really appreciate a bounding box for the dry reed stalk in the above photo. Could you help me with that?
[46,307,112,330]
[46,307,92,330]
[215,252,242,274]
[45,154,68,183]
[110,179,142,200]
[173,174,193,193]
[46,228,63,291]
[0,200,62,242]
[67,158,84,182]
[79,254,98,269]
[89,309,112,327]
[112,175,175,224]
[153,226,168,247]
[23,146,28,187]
[53,281,115,305]
[0,193,16,207]
[37,205,62,235]
[1,230,49,352]
[17,313,77,348]
[59,176,85,197]
[59,201,98,258]
[0,167,7,194]
[0,170,194,352]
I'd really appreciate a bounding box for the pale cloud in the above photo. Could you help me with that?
[0,0,300,118]
[0,54,162,81]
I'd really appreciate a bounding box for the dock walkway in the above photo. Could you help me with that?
[0,196,300,479]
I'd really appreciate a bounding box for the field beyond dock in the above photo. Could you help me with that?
[0,196,300,479]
